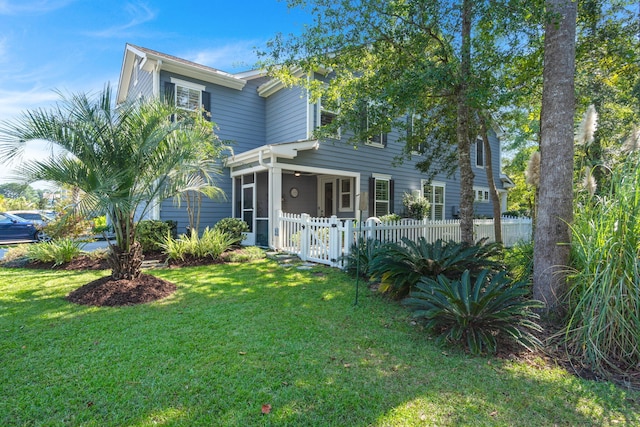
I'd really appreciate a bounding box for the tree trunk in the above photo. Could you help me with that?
[457,0,475,245]
[533,0,577,315]
[479,114,502,243]
[107,241,144,280]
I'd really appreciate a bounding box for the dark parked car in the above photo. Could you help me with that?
[0,212,49,242]
[6,210,55,226]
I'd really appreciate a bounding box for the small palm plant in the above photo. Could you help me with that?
[403,270,543,355]
[341,237,385,278]
[369,237,502,298]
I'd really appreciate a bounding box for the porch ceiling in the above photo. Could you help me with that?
[225,139,319,168]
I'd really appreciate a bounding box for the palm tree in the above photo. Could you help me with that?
[0,85,225,280]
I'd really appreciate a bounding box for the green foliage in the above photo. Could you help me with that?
[342,237,385,278]
[404,270,543,355]
[369,238,502,298]
[26,238,84,266]
[212,217,249,244]
[503,240,534,285]
[566,151,640,377]
[162,227,238,261]
[378,213,402,223]
[221,246,266,263]
[402,192,430,220]
[42,212,93,239]
[91,215,111,234]
[137,220,173,253]
[0,245,30,264]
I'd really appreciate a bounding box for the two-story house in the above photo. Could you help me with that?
[116,43,512,247]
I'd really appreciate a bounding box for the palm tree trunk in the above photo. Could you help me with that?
[107,241,144,280]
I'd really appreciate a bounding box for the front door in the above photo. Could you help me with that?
[318,176,335,217]
[240,177,256,246]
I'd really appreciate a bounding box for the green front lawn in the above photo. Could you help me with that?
[1,260,638,426]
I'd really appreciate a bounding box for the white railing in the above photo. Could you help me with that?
[276,211,532,268]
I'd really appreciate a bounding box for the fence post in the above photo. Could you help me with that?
[328,215,340,267]
[300,213,310,261]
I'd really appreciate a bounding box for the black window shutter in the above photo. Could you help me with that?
[201,91,211,121]
[164,82,175,104]
[382,132,388,147]
[368,176,375,216]
[389,179,395,214]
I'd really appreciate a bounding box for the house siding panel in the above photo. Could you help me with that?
[266,86,308,144]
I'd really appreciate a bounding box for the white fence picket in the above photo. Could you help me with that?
[276,211,532,268]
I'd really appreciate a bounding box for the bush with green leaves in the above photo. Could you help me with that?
[26,238,85,266]
[42,212,93,239]
[137,220,173,253]
[403,270,543,355]
[503,240,534,285]
[212,218,249,245]
[162,227,238,261]
[341,237,385,278]
[402,192,430,220]
[378,213,402,223]
[369,237,502,298]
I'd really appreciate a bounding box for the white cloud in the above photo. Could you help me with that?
[86,2,156,38]
[185,40,263,72]
[0,87,60,119]
[0,0,76,15]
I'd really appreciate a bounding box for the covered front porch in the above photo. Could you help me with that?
[225,139,362,248]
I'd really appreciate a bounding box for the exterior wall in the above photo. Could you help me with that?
[125,62,153,103]
[157,71,269,233]
[265,86,308,144]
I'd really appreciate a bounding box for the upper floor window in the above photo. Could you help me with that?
[361,102,388,148]
[166,78,211,121]
[422,181,445,220]
[475,138,485,168]
[313,98,340,139]
[408,113,427,154]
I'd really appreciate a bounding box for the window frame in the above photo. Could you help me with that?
[372,173,391,217]
[314,97,341,139]
[475,137,485,168]
[422,180,446,221]
[170,77,205,112]
[338,177,353,212]
[473,186,491,203]
[362,102,388,148]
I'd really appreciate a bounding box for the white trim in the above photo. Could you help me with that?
[473,186,491,203]
[338,177,354,212]
[372,173,391,180]
[422,180,446,221]
[225,140,320,168]
[170,77,206,92]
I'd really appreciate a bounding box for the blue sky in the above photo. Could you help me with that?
[0,0,308,185]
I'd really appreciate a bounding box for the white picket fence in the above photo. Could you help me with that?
[276,210,532,268]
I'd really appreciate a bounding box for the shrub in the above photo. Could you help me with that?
[503,240,534,285]
[91,215,111,234]
[369,237,502,298]
[378,213,402,223]
[402,192,430,220]
[403,270,543,355]
[42,212,93,239]
[341,237,384,278]
[162,227,237,261]
[137,220,173,253]
[213,218,249,244]
[26,238,85,266]
[0,245,30,264]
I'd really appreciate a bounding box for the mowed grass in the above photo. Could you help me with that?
[1,259,639,426]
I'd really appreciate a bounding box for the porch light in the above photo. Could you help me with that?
[294,171,301,177]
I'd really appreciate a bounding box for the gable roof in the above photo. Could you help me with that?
[117,44,248,103]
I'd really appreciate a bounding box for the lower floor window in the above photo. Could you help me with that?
[374,177,390,217]
[423,181,445,220]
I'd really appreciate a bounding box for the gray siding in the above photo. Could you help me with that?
[265,86,308,144]
[125,63,153,103]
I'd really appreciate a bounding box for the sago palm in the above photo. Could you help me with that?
[0,85,224,280]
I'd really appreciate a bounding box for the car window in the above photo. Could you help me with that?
[20,213,41,220]
[0,214,10,223]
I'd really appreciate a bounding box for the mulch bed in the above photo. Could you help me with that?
[65,274,177,307]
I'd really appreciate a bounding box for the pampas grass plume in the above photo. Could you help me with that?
[525,151,540,187]
[576,105,598,147]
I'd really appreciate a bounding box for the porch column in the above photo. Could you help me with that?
[271,166,283,249]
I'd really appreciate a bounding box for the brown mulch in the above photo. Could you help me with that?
[65,274,177,307]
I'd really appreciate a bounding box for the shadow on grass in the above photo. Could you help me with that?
[1,261,639,426]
